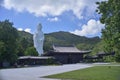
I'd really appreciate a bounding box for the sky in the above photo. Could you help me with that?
[0,0,106,37]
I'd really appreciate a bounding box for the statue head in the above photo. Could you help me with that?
[37,23,42,31]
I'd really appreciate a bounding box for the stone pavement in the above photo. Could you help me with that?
[0,64,92,80]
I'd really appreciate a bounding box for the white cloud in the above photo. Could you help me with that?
[17,28,31,33]
[17,28,23,31]
[71,19,105,37]
[24,28,31,33]
[2,0,105,19]
[47,17,59,22]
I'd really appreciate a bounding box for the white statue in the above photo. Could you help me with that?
[33,23,44,56]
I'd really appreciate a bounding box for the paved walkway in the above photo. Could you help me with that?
[0,64,92,80]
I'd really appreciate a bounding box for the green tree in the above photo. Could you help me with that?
[17,37,30,56]
[76,43,93,50]
[17,31,34,56]
[91,41,104,55]
[96,0,120,62]
[25,47,38,56]
[17,44,24,56]
[0,20,19,67]
[0,42,5,67]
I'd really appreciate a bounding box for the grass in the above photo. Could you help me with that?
[45,66,120,80]
[110,62,120,65]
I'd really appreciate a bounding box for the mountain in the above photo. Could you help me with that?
[18,31,33,44]
[18,31,101,52]
[44,31,101,51]
[45,31,100,45]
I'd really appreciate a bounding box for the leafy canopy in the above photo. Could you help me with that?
[0,20,19,65]
[96,0,120,61]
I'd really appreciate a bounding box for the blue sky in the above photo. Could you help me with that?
[0,0,105,37]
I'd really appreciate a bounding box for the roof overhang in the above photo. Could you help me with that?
[18,56,54,60]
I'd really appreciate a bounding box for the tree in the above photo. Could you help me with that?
[17,31,34,56]
[25,47,38,56]
[0,41,5,67]
[96,0,120,62]
[76,43,93,50]
[17,37,30,56]
[91,41,104,55]
[0,20,19,67]
[17,44,25,56]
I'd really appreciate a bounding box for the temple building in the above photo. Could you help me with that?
[18,44,91,66]
[43,44,91,64]
[18,44,115,66]
[18,56,55,66]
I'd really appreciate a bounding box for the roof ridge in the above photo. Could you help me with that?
[53,44,75,47]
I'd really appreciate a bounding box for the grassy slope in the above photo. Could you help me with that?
[45,66,120,80]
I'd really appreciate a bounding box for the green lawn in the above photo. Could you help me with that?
[45,66,120,80]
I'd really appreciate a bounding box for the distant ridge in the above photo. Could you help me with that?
[18,31,101,52]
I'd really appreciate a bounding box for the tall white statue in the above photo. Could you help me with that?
[33,23,44,56]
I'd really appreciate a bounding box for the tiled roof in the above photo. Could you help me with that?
[18,56,53,59]
[53,44,90,53]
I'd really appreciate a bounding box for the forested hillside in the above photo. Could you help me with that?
[18,31,101,52]
[44,31,101,51]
